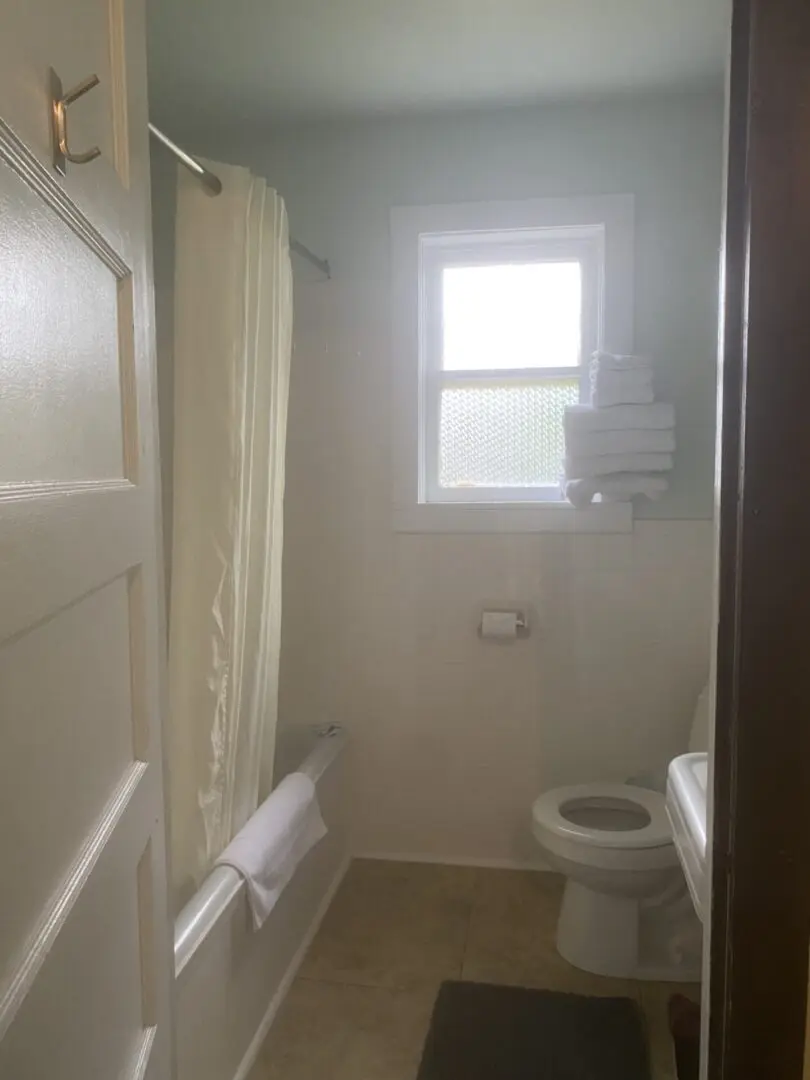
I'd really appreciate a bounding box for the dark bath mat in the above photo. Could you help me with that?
[416,980,650,1080]
[669,993,701,1080]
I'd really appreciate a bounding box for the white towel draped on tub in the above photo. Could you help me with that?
[215,772,327,929]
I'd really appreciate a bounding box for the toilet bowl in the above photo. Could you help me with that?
[530,692,708,981]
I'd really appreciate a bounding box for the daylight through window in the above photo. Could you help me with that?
[420,229,603,503]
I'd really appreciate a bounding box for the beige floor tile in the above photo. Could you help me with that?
[299,859,477,989]
[252,862,703,1080]
[638,981,702,1080]
[248,977,437,1080]
[462,868,640,999]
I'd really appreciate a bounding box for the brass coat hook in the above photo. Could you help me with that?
[50,68,102,175]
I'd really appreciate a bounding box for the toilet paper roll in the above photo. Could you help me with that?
[480,611,519,640]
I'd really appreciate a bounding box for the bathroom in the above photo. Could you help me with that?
[10,0,810,1076]
[146,3,727,1079]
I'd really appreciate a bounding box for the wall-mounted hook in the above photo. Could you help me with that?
[50,68,102,176]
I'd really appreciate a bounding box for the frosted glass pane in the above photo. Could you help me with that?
[442,262,581,371]
[439,380,580,488]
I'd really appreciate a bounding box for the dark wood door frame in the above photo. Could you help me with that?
[711,1,810,1076]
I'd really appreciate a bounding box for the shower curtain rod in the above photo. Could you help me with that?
[148,122,331,279]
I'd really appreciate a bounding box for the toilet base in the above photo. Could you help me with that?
[556,879,702,982]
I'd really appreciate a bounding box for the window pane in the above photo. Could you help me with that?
[442,262,582,371]
[439,379,580,489]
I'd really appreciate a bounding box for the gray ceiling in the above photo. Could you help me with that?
[147,0,729,132]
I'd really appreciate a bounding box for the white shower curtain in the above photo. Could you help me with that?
[168,161,293,906]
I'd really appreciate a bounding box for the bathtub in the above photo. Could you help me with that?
[174,727,349,1080]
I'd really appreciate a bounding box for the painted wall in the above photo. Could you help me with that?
[282,277,715,861]
[215,92,723,521]
[155,92,723,865]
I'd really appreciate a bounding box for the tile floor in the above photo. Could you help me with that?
[248,860,699,1080]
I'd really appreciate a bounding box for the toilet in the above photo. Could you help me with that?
[531,689,709,981]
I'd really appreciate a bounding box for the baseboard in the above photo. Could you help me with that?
[354,850,552,872]
[231,853,351,1080]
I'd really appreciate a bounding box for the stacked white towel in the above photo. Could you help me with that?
[563,355,675,507]
[590,352,655,408]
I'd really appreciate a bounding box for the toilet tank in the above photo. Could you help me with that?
[689,686,711,752]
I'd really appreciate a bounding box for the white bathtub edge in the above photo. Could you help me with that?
[231,852,351,1080]
[174,727,348,977]
[174,866,242,978]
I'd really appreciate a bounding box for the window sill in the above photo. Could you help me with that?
[392,501,633,534]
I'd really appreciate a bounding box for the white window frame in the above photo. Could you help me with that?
[421,230,600,504]
[391,195,635,533]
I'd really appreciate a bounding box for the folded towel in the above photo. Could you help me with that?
[215,772,327,930]
[565,403,675,434]
[566,427,676,457]
[562,473,669,507]
[590,368,654,408]
[599,473,670,502]
[562,478,599,508]
[592,352,652,372]
[565,452,674,479]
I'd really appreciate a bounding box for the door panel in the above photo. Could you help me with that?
[0,486,145,644]
[0,7,116,167]
[0,0,173,1077]
[0,577,135,970]
[0,156,129,483]
[0,0,132,249]
[0,783,159,1079]
[710,1,810,1076]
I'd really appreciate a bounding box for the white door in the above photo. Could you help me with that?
[0,1,174,1078]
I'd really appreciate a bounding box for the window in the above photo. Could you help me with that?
[391,196,634,531]
[421,230,601,503]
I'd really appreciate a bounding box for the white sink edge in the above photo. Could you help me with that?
[668,752,708,859]
[666,751,709,923]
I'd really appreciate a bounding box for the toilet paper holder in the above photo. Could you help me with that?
[478,609,530,640]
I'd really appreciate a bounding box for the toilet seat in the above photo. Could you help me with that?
[532,783,672,850]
